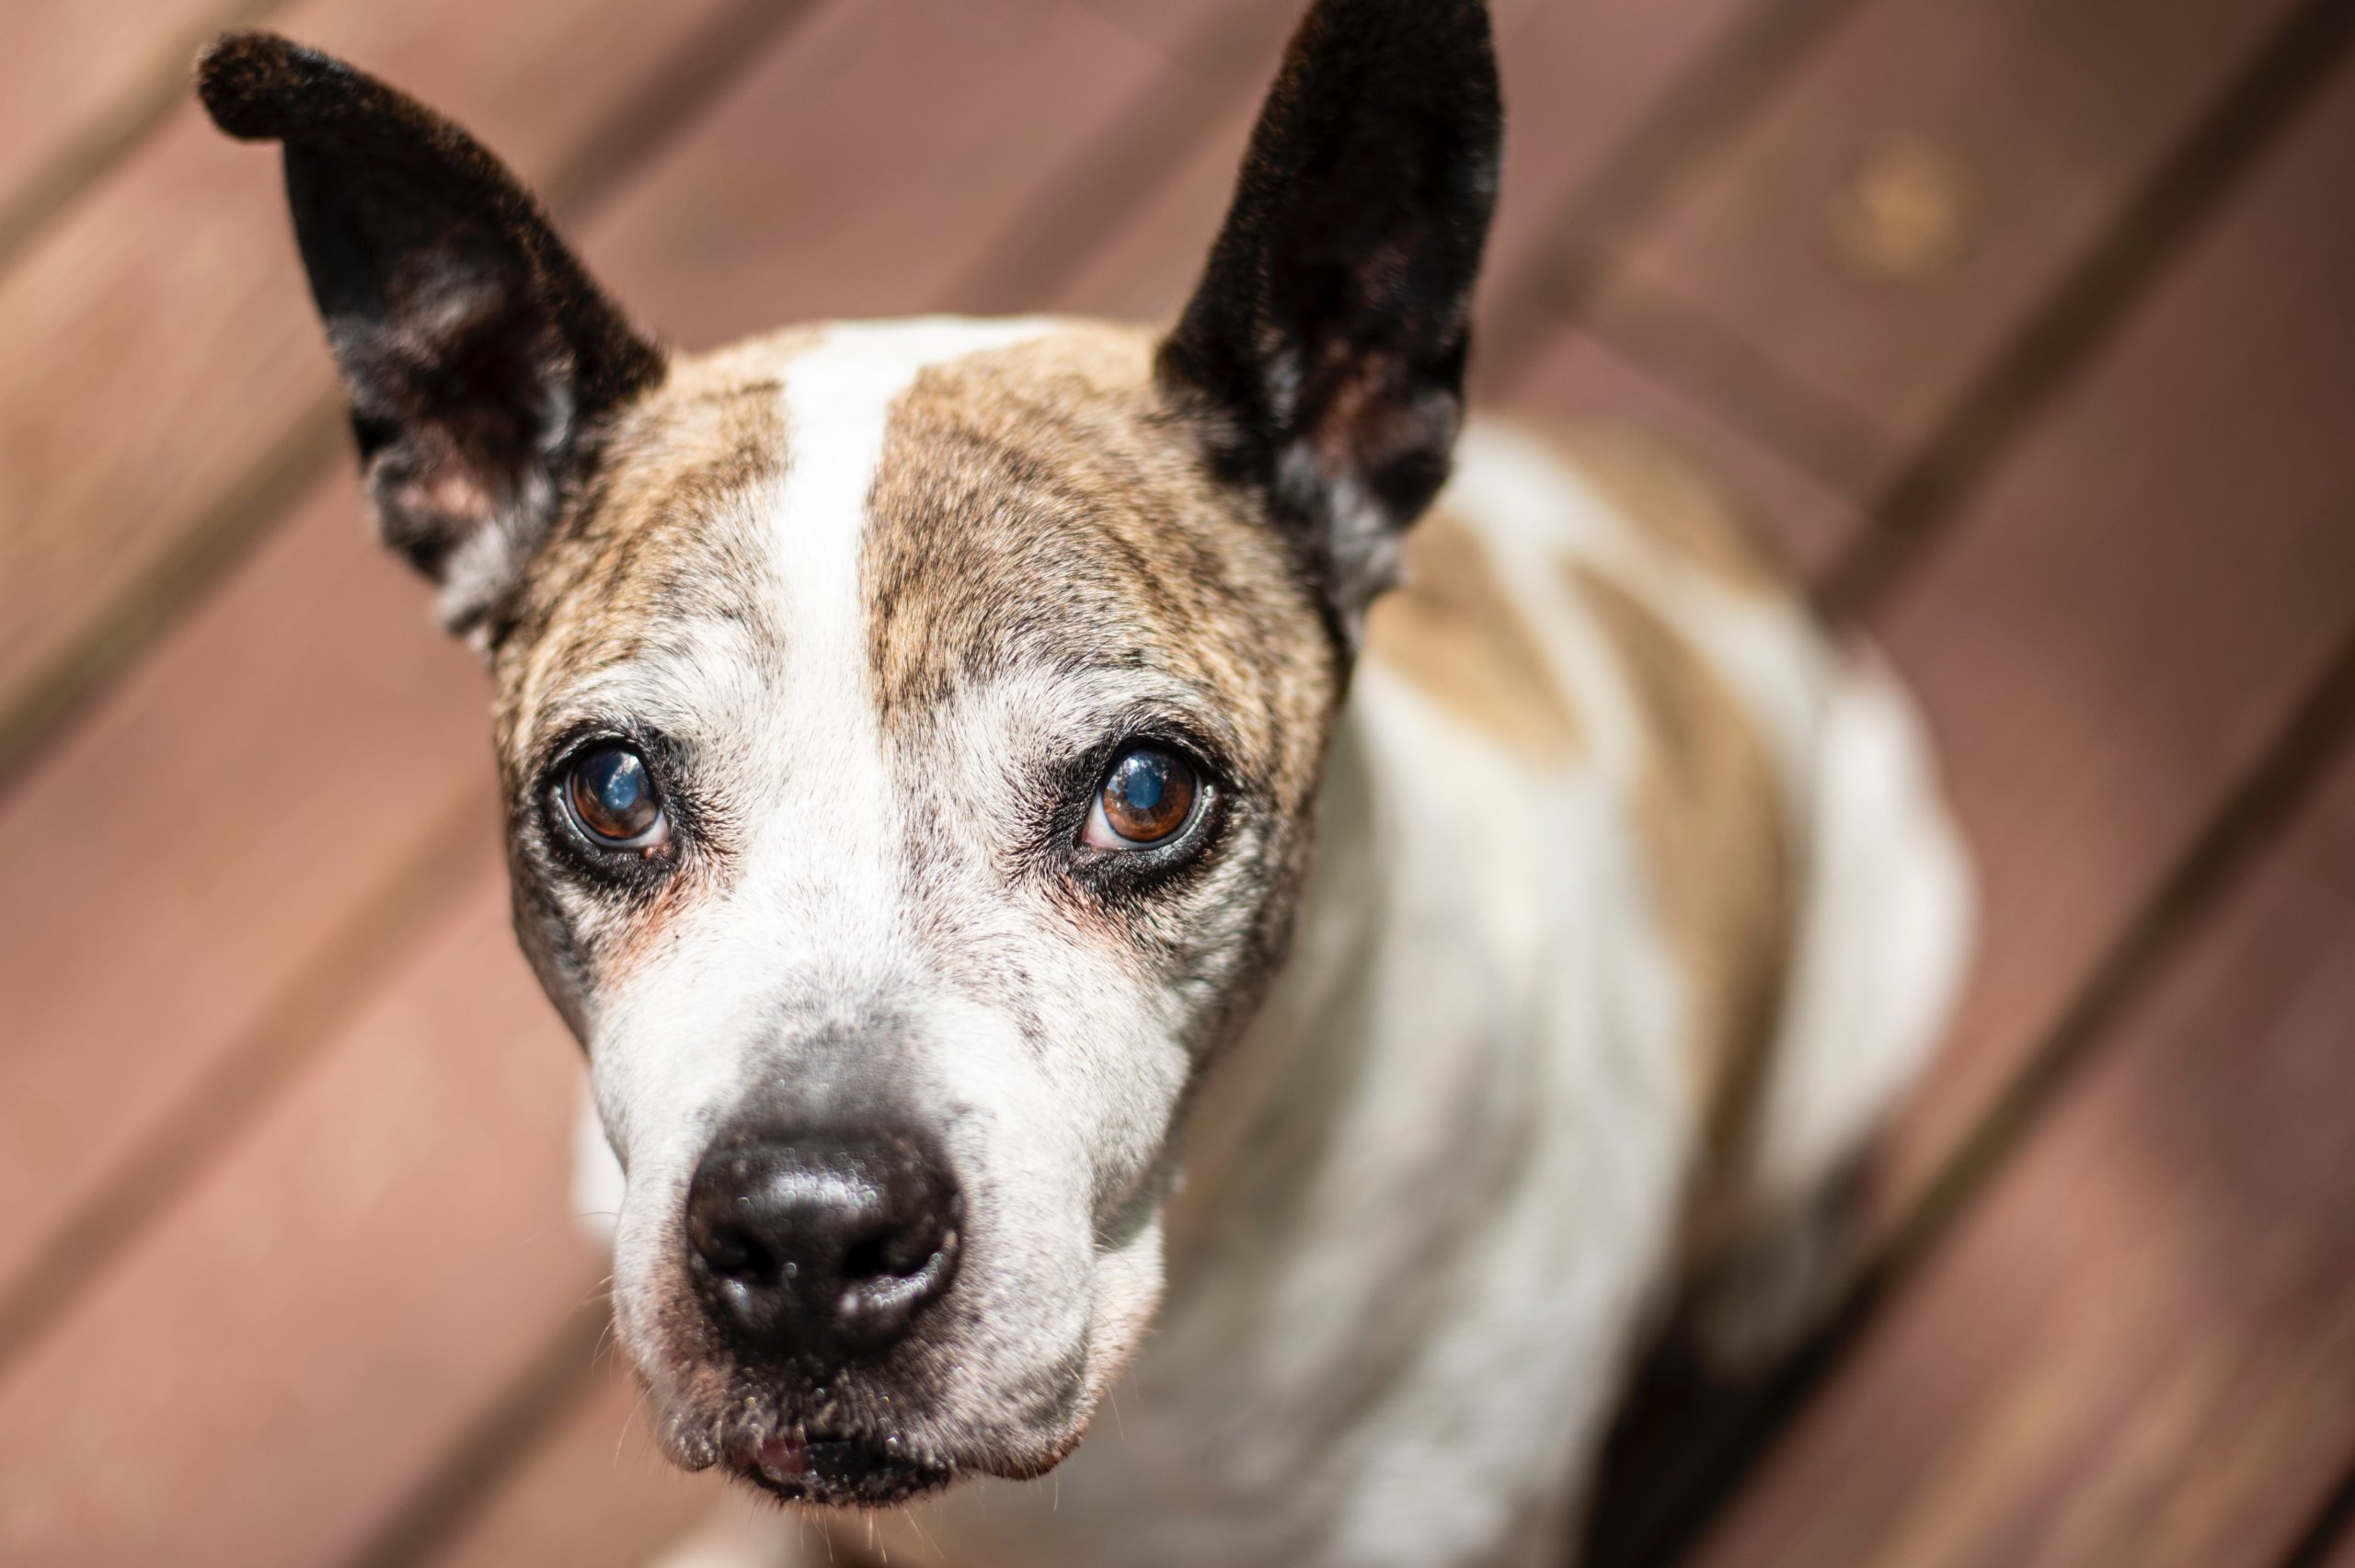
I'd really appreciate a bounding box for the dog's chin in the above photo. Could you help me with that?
[725,1427,957,1507]
[647,1358,1098,1510]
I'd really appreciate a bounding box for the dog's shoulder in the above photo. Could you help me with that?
[1367,418,1832,1188]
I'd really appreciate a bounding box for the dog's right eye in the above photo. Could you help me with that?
[564,742,669,849]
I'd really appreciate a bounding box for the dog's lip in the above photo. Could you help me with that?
[726,1425,955,1506]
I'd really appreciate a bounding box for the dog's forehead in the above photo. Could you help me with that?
[499,319,1332,784]
[861,324,1328,766]
[496,327,808,752]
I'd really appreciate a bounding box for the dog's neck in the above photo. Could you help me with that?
[1160,657,1635,1305]
[1163,701,1389,1284]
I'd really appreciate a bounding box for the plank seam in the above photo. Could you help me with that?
[1476,0,1881,397]
[1816,0,2355,620]
[339,1301,618,1568]
[0,0,296,286]
[946,0,1299,315]
[0,786,498,1388]
[1576,273,1899,502]
[2280,1453,2355,1568]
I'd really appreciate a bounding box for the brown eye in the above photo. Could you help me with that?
[566,742,667,847]
[1084,746,1200,850]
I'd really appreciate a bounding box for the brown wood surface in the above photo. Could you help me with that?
[0,0,274,241]
[1498,326,1856,580]
[1593,0,2307,498]
[430,1364,741,1568]
[0,481,485,1318]
[0,880,594,1568]
[1686,740,2355,1568]
[1857,57,2355,1229]
[6,0,2355,1562]
[574,0,1198,344]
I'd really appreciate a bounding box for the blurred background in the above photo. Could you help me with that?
[5,0,2354,1563]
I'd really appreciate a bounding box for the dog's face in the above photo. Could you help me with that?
[199,0,1498,1505]
[494,319,1339,1494]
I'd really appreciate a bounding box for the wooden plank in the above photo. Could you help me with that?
[1591,0,2308,498]
[0,0,277,261]
[1056,0,1776,326]
[0,482,485,1323]
[1688,735,2355,1568]
[0,0,768,765]
[0,880,601,1568]
[429,1365,742,1568]
[1860,60,2355,1223]
[575,0,1189,343]
[1068,0,1279,59]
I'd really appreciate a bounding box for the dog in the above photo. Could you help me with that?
[196,2,1970,1562]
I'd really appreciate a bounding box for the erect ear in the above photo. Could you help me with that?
[196,31,663,642]
[1156,0,1500,644]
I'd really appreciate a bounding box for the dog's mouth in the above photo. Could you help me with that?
[727,1425,956,1507]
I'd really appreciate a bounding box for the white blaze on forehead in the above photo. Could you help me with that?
[752,315,1060,931]
[594,316,1060,1152]
[773,315,1057,729]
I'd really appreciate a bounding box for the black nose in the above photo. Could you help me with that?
[684,1126,962,1368]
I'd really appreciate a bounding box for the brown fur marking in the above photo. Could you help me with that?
[496,331,815,764]
[1568,563,1792,1246]
[862,326,1334,819]
[488,331,815,978]
[858,322,1339,1030]
[1365,512,1583,764]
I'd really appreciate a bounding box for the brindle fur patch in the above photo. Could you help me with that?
[1568,563,1792,1244]
[499,331,816,737]
[860,325,1338,1004]
[488,330,815,981]
[1363,511,1583,764]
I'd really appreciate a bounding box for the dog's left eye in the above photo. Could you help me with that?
[564,741,669,849]
[1083,745,1201,850]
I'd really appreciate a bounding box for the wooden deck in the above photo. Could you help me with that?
[4,1,2353,1562]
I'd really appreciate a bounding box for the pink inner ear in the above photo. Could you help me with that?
[419,464,497,524]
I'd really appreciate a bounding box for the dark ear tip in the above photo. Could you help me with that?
[195,30,347,141]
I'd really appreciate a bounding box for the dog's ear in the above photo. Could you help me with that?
[1157,0,1500,642]
[196,31,663,641]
